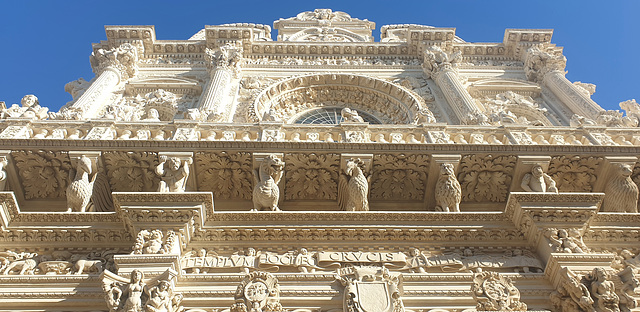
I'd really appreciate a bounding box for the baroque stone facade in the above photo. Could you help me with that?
[0,9,639,312]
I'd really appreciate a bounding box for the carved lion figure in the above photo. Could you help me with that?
[602,163,639,213]
[252,154,285,211]
[435,163,462,212]
[70,254,104,275]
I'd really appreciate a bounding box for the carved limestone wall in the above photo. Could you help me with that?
[284,153,339,200]
[458,154,517,202]
[370,154,429,201]
[548,155,602,192]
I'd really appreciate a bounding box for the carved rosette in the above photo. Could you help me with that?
[90,43,139,81]
[12,150,72,199]
[231,271,282,312]
[284,153,339,200]
[471,271,527,311]
[458,154,517,202]
[195,152,253,200]
[523,45,567,83]
[103,152,160,192]
[548,155,602,192]
[370,154,429,201]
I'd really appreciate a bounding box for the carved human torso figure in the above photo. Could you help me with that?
[521,165,558,193]
[590,268,620,312]
[123,270,146,312]
[156,157,190,193]
[146,281,171,312]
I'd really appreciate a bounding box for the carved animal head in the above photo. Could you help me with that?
[614,163,633,177]
[440,163,455,176]
[260,154,285,177]
[344,158,365,177]
[77,155,93,174]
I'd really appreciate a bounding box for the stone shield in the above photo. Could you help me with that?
[352,282,392,312]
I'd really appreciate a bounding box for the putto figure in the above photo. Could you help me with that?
[155,156,191,193]
[521,164,558,193]
[67,155,97,212]
[602,163,639,213]
[338,158,369,211]
[252,154,285,211]
[435,163,462,212]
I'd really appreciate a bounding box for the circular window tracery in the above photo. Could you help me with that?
[293,107,381,124]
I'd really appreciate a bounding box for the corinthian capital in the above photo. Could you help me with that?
[204,44,244,74]
[523,45,566,83]
[422,45,462,79]
[89,43,139,80]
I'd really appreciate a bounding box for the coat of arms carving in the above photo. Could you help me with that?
[231,271,282,312]
[336,266,404,312]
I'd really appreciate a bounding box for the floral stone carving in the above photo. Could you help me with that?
[284,153,339,200]
[435,163,462,212]
[103,152,159,192]
[12,150,72,199]
[195,152,253,200]
[471,271,527,311]
[131,229,178,255]
[602,163,639,213]
[370,154,429,201]
[458,154,516,202]
[252,154,285,211]
[230,271,282,312]
[336,266,405,312]
[548,155,602,192]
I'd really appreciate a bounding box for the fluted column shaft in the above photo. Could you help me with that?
[68,68,120,119]
[543,70,603,119]
[432,68,483,124]
[198,67,232,116]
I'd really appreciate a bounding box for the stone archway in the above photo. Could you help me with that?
[252,73,430,124]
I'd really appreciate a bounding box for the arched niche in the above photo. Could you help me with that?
[252,73,429,124]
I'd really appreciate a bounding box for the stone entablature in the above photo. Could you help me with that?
[1,9,640,312]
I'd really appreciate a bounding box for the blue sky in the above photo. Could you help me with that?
[1,1,638,112]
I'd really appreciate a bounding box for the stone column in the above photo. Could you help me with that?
[423,46,487,125]
[524,46,603,119]
[62,43,139,120]
[197,44,243,121]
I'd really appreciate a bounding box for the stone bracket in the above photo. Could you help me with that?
[252,153,285,206]
[424,154,462,210]
[510,155,552,192]
[157,151,195,192]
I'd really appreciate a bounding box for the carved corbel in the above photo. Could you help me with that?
[338,154,372,211]
[424,155,461,210]
[156,152,195,192]
[102,268,182,311]
[510,155,552,192]
[252,153,285,210]
[596,156,639,213]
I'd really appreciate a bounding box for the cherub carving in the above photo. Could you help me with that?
[521,164,558,193]
[340,107,365,123]
[338,158,369,211]
[1,94,48,120]
[588,268,620,312]
[155,156,191,193]
[435,163,462,212]
[546,229,588,253]
[146,279,182,312]
[132,229,176,255]
[252,154,285,211]
[602,163,639,213]
[67,155,97,212]
[103,269,182,312]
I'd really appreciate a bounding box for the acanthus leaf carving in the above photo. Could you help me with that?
[12,150,72,199]
[458,154,516,202]
[90,43,139,80]
[195,152,253,200]
[548,155,602,192]
[284,153,339,200]
[103,151,159,192]
[370,154,429,201]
